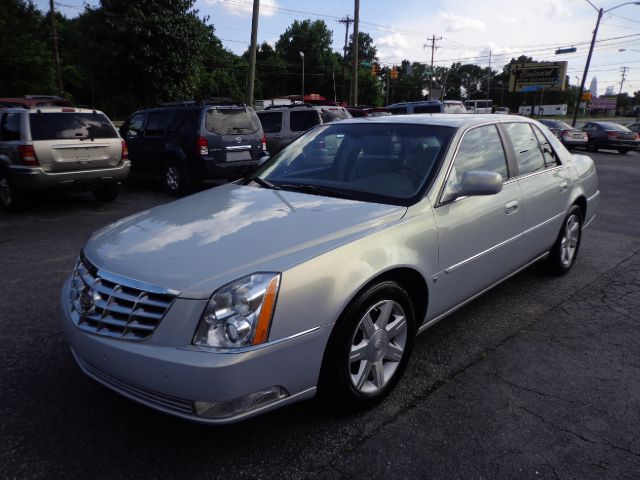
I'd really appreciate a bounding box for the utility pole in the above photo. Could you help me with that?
[427,34,442,100]
[572,7,602,127]
[351,0,360,106]
[338,15,353,104]
[386,67,390,105]
[619,66,629,95]
[246,0,260,107]
[487,50,492,101]
[49,0,64,95]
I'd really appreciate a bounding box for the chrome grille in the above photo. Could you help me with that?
[68,255,176,340]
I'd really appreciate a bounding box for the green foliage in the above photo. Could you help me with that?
[0,0,56,96]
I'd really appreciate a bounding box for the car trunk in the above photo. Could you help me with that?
[607,130,637,141]
[29,112,121,172]
[204,108,261,164]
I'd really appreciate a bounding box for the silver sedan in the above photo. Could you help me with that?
[61,114,599,423]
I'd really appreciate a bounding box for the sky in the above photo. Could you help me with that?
[40,0,640,95]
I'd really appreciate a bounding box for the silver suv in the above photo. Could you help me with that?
[257,105,322,155]
[0,107,129,212]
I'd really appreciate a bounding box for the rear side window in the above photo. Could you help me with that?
[290,110,321,132]
[1,113,21,141]
[532,125,560,168]
[205,108,261,135]
[29,113,117,140]
[504,123,545,176]
[145,111,171,136]
[444,103,466,114]
[257,112,283,133]
[414,105,442,114]
[167,109,200,134]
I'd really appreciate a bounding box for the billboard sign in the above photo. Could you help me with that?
[590,97,616,111]
[509,62,568,92]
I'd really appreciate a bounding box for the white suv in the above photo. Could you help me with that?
[0,107,129,212]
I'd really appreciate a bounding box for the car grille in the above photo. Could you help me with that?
[74,352,193,415]
[68,255,176,340]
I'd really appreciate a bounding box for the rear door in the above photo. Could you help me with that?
[138,110,172,173]
[29,111,121,172]
[205,108,262,164]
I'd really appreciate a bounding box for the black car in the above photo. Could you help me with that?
[582,121,640,154]
[120,101,267,195]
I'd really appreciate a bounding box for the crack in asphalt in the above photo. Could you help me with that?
[482,371,581,404]
[518,406,640,459]
[311,247,640,475]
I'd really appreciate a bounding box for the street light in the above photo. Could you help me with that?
[299,51,305,102]
[572,1,640,126]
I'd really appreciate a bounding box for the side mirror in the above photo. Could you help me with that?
[442,170,503,203]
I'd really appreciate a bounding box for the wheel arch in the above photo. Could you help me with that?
[572,195,587,221]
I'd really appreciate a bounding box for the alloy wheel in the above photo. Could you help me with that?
[560,214,580,266]
[166,166,180,192]
[349,300,408,394]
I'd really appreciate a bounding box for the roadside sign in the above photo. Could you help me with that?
[509,61,568,92]
[581,92,592,101]
[590,97,616,111]
[555,47,577,54]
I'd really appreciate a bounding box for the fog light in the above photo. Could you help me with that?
[194,386,288,419]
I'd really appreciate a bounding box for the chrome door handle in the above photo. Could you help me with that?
[559,181,568,192]
[505,200,519,215]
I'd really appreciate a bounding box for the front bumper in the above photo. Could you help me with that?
[60,283,329,424]
[10,161,130,191]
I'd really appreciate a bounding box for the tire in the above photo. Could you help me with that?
[586,139,598,152]
[92,183,119,202]
[618,148,629,154]
[163,160,191,196]
[544,205,583,276]
[319,281,416,410]
[0,170,28,213]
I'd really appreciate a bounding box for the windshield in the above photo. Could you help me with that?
[29,112,117,140]
[205,108,261,135]
[249,123,455,206]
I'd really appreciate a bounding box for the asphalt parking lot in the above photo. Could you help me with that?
[1,149,639,479]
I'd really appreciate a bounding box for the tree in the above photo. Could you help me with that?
[0,0,56,96]
[243,42,287,100]
[346,32,378,65]
[275,19,337,97]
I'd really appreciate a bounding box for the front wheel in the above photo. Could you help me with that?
[587,139,598,152]
[618,148,629,154]
[544,205,583,275]
[319,281,415,409]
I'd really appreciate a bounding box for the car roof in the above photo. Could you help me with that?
[337,113,532,128]
[0,106,105,114]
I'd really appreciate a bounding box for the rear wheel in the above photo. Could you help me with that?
[545,205,583,275]
[92,183,119,202]
[0,171,28,213]
[319,281,415,409]
[618,148,629,154]
[587,139,598,152]
[164,160,191,196]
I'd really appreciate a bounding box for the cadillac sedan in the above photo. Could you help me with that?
[61,115,599,424]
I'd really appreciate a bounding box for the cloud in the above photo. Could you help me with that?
[376,32,411,62]
[208,0,279,17]
[499,16,518,24]
[437,11,487,32]
[543,0,572,20]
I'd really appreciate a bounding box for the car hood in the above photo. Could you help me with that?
[84,184,407,298]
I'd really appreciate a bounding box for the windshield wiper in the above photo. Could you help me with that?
[278,183,357,200]
[249,177,280,190]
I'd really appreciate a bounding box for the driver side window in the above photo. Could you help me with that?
[444,125,508,199]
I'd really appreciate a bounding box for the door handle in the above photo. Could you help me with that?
[559,181,568,192]
[505,200,519,215]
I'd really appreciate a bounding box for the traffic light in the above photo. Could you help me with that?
[371,62,381,77]
[390,66,398,80]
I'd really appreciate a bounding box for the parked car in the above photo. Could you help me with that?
[388,100,467,114]
[120,101,267,195]
[582,121,640,154]
[61,114,599,424]
[0,95,72,109]
[0,106,128,212]
[257,104,322,155]
[347,106,392,118]
[494,107,510,115]
[539,119,588,150]
[313,105,353,123]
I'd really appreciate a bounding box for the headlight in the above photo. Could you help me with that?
[193,273,281,348]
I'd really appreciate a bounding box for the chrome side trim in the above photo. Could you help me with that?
[184,326,322,354]
[443,212,563,273]
[419,252,550,335]
[516,165,564,182]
